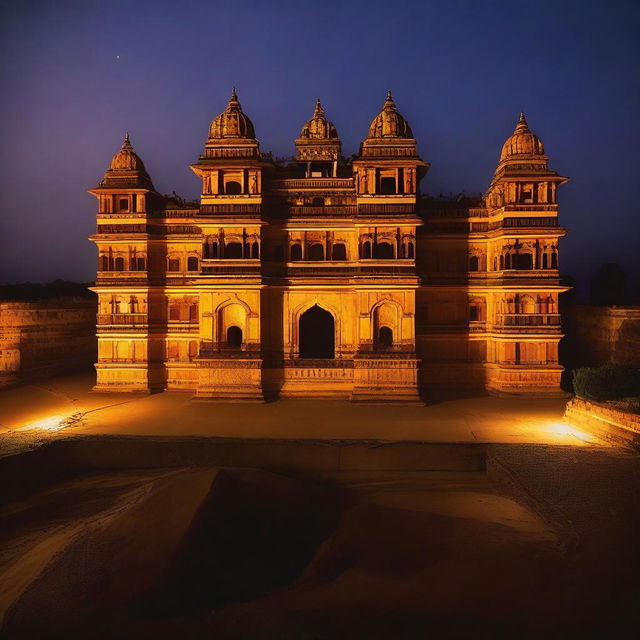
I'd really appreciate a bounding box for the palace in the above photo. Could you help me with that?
[89,90,568,401]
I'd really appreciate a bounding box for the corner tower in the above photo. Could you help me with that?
[484,113,569,394]
[88,135,162,391]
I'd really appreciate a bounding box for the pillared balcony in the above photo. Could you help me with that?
[494,313,561,333]
[97,313,147,326]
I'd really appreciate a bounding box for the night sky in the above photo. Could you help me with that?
[1,0,638,298]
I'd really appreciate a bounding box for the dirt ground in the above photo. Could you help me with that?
[0,374,636,638]
[1,444,639,639]
[0,373,595,458]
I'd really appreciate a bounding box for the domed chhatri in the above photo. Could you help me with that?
[208,88,256,140]
[487,111,567,211]
[367,91,414,139]
[100,133,154,190]
[299,99,339,140]
[295,99,341,164]
[108,134,147,172]
[499,112,545,161]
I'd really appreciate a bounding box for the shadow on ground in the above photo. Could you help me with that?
[1,439,639,639]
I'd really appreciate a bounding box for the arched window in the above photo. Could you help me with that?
[187,257,199,272]
[168,258,180,272]
[133,256,146,271]
[189,304,198,321]
[407,243,414,259]
[226,325,243,347]
[331,243,347,260]
[290,244,302,261]
[119,198,129,212]
[225,181,242,195]
[251,242,259,259]
[551,253,558,269]
[469,305,480,322]
[542,253,549,269]
[225,242,243,259]
[244,242,251,257]
[299,305,334,358]
[378,326,393,350]
[469,256,480,272]
[361,241,372,259]
[374,242,394,259]
[517,253,533,270]
[114,256,125,271]
[169,304,181,321]
[204,240,218,259]
[100,255,109,271]
[499,255,504,270]
[505,253,511,269]
[308,243,324,261]
[379,177,396,195]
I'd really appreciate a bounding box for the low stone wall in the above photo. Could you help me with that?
[563,305,640,366]
[0,297,97,388]
[564,396,640,446]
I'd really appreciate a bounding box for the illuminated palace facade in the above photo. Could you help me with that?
[89,91,568,401]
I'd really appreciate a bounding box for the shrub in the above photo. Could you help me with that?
[572,364,640,402]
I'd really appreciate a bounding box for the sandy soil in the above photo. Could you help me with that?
[2,447,638,639]
[0,373,597,456]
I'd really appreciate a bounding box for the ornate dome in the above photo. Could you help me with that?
[299,99,339,140]
[367,91,413,139]
[500,113,545,161]
[208,88,256,140]
[109,134,147,171]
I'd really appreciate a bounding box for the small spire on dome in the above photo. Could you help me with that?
[384,90,395,108]
[514,111,530,133]
[313,98,324,118]
[227,87,241,109]
[122,133,133,149]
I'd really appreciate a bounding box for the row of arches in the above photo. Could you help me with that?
[100,255,146,272]
[467,252,557,273]
[202,239,260,259]
[359,241,415,259]
[101,295,146,315]
[501,295,556,314]
[209,300,404,357]
[289,243,347,261]
[467,295,557,323]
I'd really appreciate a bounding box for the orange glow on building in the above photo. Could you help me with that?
[89,92,568,401]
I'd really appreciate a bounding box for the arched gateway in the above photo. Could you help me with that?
[299,305,334,359]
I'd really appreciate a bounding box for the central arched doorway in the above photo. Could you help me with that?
[299,305,334,359]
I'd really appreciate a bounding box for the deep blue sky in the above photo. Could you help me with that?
[1,0,638,298]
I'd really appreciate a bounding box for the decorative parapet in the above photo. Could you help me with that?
[564,397,640,446]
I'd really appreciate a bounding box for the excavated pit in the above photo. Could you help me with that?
[1,437,639,638]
